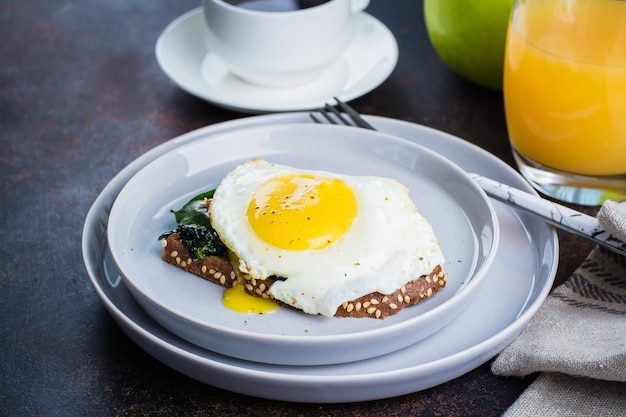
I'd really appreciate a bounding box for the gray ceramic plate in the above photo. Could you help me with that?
[106,123,499,365]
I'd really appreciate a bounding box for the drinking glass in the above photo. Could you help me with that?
[504,0,626,205]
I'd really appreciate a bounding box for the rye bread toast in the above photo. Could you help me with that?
[161,232,446,319]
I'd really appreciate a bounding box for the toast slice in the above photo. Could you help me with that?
[161,232,446,319]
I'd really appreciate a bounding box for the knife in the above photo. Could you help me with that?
[469,173,626,256]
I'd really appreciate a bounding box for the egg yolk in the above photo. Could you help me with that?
[222,284,280,314]
[247,174,358,250]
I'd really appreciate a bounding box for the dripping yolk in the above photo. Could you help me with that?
[247,174,358,250]
[221,252,279,315]
[222,283,279,314]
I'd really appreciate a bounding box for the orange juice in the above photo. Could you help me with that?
[504,0,626,176]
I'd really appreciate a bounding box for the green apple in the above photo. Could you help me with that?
[424,0,514,90]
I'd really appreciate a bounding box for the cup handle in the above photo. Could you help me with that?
[350,0,369,14]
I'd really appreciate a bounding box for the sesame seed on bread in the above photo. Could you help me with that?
[161,232,237,288]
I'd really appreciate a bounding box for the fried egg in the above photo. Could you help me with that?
[209,159,445,317]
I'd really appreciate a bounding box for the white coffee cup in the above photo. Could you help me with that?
[202,0,370,88]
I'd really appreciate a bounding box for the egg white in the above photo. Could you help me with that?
[209,159,445,317]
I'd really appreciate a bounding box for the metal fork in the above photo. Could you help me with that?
[309,97,376,130]
[311,98,626,256]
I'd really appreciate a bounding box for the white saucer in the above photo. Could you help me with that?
[155,8,398,113]
[82,113,558,402]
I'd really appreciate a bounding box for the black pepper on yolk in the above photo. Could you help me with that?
[246,174,358,250]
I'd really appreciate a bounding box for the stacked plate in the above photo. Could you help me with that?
[82,114,558,402]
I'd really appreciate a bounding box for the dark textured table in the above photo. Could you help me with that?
[1,1,597,416]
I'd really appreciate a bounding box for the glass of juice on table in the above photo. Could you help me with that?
[504,0,626,205]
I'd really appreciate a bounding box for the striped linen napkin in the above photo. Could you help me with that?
[491,201,626,417]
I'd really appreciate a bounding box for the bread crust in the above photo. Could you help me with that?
[161,233,446,319]
[161,233,237,288]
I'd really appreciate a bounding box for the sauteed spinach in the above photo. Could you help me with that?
[158,190,227,259]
